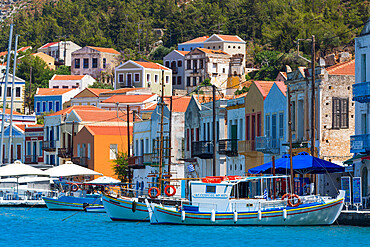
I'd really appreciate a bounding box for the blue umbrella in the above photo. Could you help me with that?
[248,154,290,174]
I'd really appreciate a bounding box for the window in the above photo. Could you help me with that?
[42,102,46,112]
[279,113,284,137]
[165,61,170,68]
[257,113,261,136]
[83,58,89,68]
[291,101,296,131]
[55,101,60,112]
[119,74,124,83]
[199,60,203,69]
[36,102,40,112]
[361,54,366,83]
[134,73,140,82]
[7,87,11,97]
[177,60,182,67]
[187,60,191,69]
[16,87,20,97]
[27,142,31,155]
[39,141,42,156]
[272,114,277,139]
[362,114,367,134]
[193,77,197,86]
[206,185,216,193]
[222,68,225,73]
[88,143,91,159]
[110,144,118,160]
[186,129,189,151]
[75,58,80,69]
[246,115,250,140]
[62,85,68,89]
[265,115,270,137]
[332,98,349,129]
[53,86,59,88]
[145,138,149,154]
[186,77,191,86]
[165,76,169,84]
[193,60,197,69]
[146,74,150,83]
[177,76,182,85]
[213,63,217,69]
[155,74,159,83]
[103,58,106,68]
[92,58,98,68]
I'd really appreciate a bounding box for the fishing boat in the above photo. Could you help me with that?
[146,175,345,226]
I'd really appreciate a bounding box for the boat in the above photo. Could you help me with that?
[43,193,103,211]
[146,175,345,226]
[84,205,106,213]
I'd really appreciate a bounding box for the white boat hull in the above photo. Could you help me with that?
[149,198,344,226]
[102,193,149,221]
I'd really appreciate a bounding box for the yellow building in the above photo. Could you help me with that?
[32,52,56,70]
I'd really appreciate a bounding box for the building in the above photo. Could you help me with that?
[256,82,287,163]
[163,50,189,93]
[184,48,231,93]
[225,95,246,176]
[131,96,191,196]
[71,46,120,83]
[49,74,95,90]
[114,60,172,96]
[71,88,111,107]
[177,36,209,51]
[239,81,274,171]
[24,124,46,168]
[0,74,25,113]
[31,52,55,70]
[184,96,228,177]
[286,60,355,196]
[37,41,81,66]
[99,94,159,113]
[34,88,80,115]
[0,109,36,125]
[74,125,131,178]
[350,20,370,201]
[2,124,26,163]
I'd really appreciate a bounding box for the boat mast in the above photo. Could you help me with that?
[310,35,316,158]
[287,87,294,194]
[158,69,165,193]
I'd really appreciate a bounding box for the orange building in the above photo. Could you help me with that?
[74,125,132,178]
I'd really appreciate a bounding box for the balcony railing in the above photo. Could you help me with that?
[245,140,256,152]
[191,141,214,159]
[218,139,238,157]
[350,134,370,153]
[42,140,56,151]
[255,136,280,154]
[143,153,152,164]
[353,82,370,103]
[25,155,38,164]
[118,82,133,88]
[128,156,143,165]
[71,157,88,167]
[57,148,72,158]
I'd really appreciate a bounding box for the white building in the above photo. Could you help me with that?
[37,41,81,66]
[49,74,95,90]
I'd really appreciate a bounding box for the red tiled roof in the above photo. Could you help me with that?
[40,42,58,49]
[3,109,21,115]
[100,88,144,95]
[74,109,133,122]
[36,88,75,96]
[253,81,275,99]
[15,124,26,131]
[326,59,355,76]
[275,81,287,97]
[145,96,191,112]
[182,36,209,44]
[0,51,7,57]
[102,94,155,104]
[87,46,120,55]
[52,75,85,80]
[26,124,44,128]
[87,88,111,97]
[47,105,101,117]
[18,46,32,52]
[134,61,169,70]
[85,125,131,136]
[176,50,190,56]
[235,92,248,98]
[215,34,245,42]
[197,48,229,56]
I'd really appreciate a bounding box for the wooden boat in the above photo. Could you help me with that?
[43,194,102,211]
[146,175,345,226]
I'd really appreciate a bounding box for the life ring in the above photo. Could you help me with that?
[164,185,176,197]
[281,193,290,201]
[148,187,160,199]
[71,183,79,192]
[287,194,301,207]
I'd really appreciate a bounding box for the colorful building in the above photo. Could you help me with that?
[37,41,81,66]
[163,50,189,93]
[24,124,46,168]
[34,88,80,115]
[0,74,26,113]
[71,88,111,107]
[49,74,95,90]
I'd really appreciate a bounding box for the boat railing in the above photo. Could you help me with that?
[259,200,287,210]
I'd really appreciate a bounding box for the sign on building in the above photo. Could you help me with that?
[353,177,362,205]
[341,176,351,204]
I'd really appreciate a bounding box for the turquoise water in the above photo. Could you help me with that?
[0,207,368,247]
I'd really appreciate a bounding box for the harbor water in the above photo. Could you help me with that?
[0,207,368,247]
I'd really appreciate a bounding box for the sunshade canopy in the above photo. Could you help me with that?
[0,160,48,177]
[45,161,102,177]
[87,176,120,185]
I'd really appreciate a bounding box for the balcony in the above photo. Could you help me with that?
[350,134,370,153]
[255,136,280,154]
[143,153,153,164]
[57,148,72,158]
[25,155,38,164]
[218,139,238,157]
[71,157,88,167]
[191,141,214,159]
[128,156,145,169]
[353,82,370,103]
[42,140,56,151]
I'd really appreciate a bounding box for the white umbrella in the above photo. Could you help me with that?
[87,176,120,185]
[45,161,103,177]
[0,160,48,194]
[0,176,52,183]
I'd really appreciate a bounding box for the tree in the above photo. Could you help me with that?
[112,152,129,182]
[89,81,114,89]
[55,65,71,75]
[149,45,174,61]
